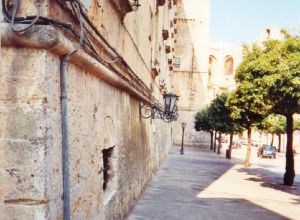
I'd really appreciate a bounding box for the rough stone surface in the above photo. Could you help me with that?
[1,1,176,219]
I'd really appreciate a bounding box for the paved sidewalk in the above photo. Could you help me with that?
[128,146,300,220]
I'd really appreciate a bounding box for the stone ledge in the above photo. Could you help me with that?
[1,23,153,106]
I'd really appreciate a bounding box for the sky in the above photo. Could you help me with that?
[210,0,300,44]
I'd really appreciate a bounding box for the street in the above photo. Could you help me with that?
[128,146,300,220]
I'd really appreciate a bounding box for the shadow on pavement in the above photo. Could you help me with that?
[238,167,300,201]
[130,147,287,220]
[130,193,289,220]
[192,198,290,220]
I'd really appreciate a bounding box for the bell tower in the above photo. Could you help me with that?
[172,0,211,146]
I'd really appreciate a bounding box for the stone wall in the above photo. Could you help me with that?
[1,0,176,219]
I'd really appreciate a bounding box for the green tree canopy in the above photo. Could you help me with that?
[211,93,242,134]
[194,105,216,151]
[257,114,286,135]
[230,33,300,184]
[227,47,269,167]
[194,106,214,133]
[294,117,300,131]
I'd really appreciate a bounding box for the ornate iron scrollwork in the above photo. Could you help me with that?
[139,102,178,123]
[139,92,179,123]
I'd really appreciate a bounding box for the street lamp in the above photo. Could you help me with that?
[139,92,179,123]
[163,92,179,121]
[180,122,186,154]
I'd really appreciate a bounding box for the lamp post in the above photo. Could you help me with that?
[180,122,186,154]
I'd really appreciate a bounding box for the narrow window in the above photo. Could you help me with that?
[266,29,271,39]
[209,55,217,76]
[102,147,114,191]
[224,56,234,75]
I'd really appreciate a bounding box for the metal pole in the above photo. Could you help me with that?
[180,125,185,154]
[60,56,70,220]
[60,50,77,220]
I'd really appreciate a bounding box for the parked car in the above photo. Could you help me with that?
[257,146,276,159]
[232,141,241,149]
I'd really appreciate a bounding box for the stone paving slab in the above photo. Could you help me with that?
[128,146,300,220]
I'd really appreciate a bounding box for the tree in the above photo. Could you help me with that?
[257,114,286,152]
[259,36,300,185]
[209,93,243,158]
[232,34,300,185]
[227,44,270,167]
[194,106,214,150]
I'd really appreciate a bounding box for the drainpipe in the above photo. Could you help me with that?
[60,50,76,220]
[60,3,83,219]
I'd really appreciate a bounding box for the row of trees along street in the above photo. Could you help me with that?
[195,32,300,186]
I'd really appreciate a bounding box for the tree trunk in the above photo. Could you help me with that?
[259,133,262,145]
[278,134,281,153]
[213,131,217,152]
[284,114,295,186]
[271,134,274,146]
[227,132,233,159]
[217,132,221,154]
[244,127,252,167]
[210,131,214,151]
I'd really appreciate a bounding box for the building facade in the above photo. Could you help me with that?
[208,42,243,100]
[172,0,211,146]
[1,0,179,219]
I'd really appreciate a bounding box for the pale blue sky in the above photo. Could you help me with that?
[210,0,300,44]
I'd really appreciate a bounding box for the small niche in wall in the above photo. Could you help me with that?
[102,146,118,204]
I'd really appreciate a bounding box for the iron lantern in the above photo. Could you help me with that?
[139,92,179,123]
[163,93,179,116]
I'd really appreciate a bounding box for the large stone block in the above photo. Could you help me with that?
[5,109,45,140]
[2,203,48,220]
[0,139,45,173]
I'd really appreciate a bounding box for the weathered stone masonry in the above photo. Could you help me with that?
[1,0,177,219]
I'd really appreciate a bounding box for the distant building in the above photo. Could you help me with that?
[257,27,285,44]
[208,42,243,101]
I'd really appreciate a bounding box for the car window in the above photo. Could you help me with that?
[264,146,273,150]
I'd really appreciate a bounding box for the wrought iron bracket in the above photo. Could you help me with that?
[139,102,178,123]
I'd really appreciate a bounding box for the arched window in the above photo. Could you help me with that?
[209,55,217,76]
[224,56,234,75]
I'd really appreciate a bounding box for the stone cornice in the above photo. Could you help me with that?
[1,23,158,106]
